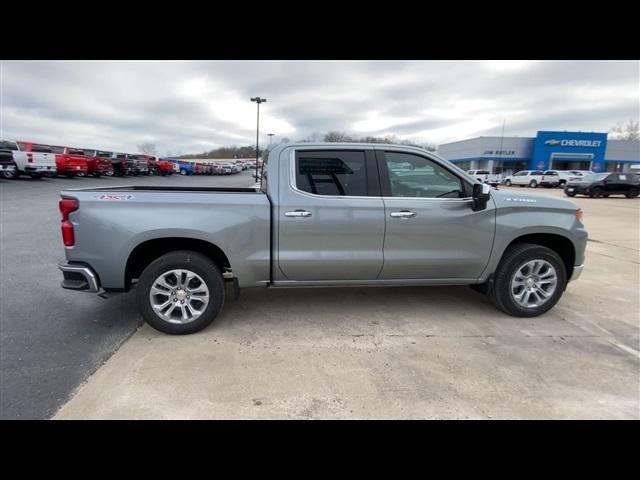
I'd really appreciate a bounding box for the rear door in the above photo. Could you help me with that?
[376,149,495,280]
[277,148,385,281]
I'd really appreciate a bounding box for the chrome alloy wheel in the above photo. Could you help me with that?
[510,260,558,309]
[149,269,210,324]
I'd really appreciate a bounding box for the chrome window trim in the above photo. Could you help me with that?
[288,148,473,202]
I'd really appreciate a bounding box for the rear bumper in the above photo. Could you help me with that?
[25,165,56,173]
[569,264,584,282]
[59,262,101,293]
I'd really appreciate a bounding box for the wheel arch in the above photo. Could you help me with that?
[504,233,575,279]
[125,237,232,289]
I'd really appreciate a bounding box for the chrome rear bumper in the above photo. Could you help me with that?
[59,262,101,293]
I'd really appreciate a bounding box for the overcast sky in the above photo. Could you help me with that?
[1,60,638,155]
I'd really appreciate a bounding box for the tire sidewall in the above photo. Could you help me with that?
[493,245,567,317]
[136,251,225,334]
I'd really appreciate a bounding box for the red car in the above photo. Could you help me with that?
[51,146,89,178]
[156,159,174,176]
[82,149,114,177]
[139,154,158,174]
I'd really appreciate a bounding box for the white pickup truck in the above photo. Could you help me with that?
[467,170,502,186]
[503,170,560,188]
[0,140,57,179]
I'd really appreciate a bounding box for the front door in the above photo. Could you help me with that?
[377,149,495,280]
[277,148,385,281]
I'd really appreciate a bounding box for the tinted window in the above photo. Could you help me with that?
[384,151,463,198]
[544,171,559,176]
[476,170,490,175]
[16,142,27,151]
[0,140,18,150]
[296,150,368,196]
[618,174,627,181]
[69,148,85,155]
[514,171,527,176]
[32,144,52,153]
[532,171,544,175]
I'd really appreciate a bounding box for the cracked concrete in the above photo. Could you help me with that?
[54,188,639,419]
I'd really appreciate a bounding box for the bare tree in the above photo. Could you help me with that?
[324,131,353,143]
[137,142,157,155]
[609,120,639,141]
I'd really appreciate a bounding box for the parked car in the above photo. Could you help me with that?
[2,140,57,179]
[156,158,175,176]
[217,163,235,174]
[82,149,114,177]
[50,146,90,178]
[126,154,149,176]
[0,141,17,177]
[177,161,195,175]
[110,153,134,176]
[542,170,579,187]
[503,170,560,188]
[139,155,158,174]
[58,143,587,335]
[564,172,639,198]
[467,169,502,186]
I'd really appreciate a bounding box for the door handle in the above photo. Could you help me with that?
[390,210,417,218]
[285,210,312,218]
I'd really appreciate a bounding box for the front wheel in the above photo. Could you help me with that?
[488,243,567,317]
[626,187,639,198]
[136,250,225,335]
[564,189,576,197]
[180,169,187,175]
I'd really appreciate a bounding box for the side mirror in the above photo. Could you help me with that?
[471,183,491,211]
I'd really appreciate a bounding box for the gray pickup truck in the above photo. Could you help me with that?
[58,143,587,334]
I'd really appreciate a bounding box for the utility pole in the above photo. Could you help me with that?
[250,97,267,179]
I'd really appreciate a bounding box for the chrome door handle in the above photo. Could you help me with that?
[390,210,417,218]
[285,210,312,218]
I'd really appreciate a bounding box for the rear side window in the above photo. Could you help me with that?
[69,148,85,155]
[32,144,52,153]
[544,171,559,176]
[51,146,65,154]
[295,150,368,196]
[532,171,544,175]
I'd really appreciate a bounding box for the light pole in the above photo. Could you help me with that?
[250,97,266,179]
[267,133,275,145]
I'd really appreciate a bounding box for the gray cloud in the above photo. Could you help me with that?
[1,60,638,154]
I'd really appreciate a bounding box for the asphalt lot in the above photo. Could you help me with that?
[50,184,640,420]
[0,171,255,419]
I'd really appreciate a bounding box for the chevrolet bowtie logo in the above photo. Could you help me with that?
[545,139,561,145]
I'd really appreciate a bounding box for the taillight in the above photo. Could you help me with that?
[27,153,33,163]
[59,198,79,246]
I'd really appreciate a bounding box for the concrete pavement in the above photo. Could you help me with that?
[54,186,640,419]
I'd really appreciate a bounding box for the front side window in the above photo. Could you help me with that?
[514,171,527,176]
[296,150,368,196]
[384,151,464,198]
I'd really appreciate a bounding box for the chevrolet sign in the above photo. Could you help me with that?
[545,139,602,147]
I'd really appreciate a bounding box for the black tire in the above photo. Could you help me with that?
[4,169,19,179]
[626,187,639,198]
[529,180,538,188]
[590,187,603,198]
[488,243,567,318]
[136,250,225,335]
[504,179,512,186]
[559,180,566,187]
[180,169,187,176]
[564,189,576,197]
[92,172,102,178]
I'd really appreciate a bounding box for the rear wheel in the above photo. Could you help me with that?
[529,180,538,188]
[30,172,43,179]
[564,189,576,197]
[626,187,639,198]
[180,169,187,175]
[4,169,19,179]
[504,179,512,186]
[136,250,225,335]
[488,243,567,317]
[590,187,604,198]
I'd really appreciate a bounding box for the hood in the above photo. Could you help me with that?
[491,187,579,212]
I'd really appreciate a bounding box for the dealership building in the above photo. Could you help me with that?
[437,131,640,175]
